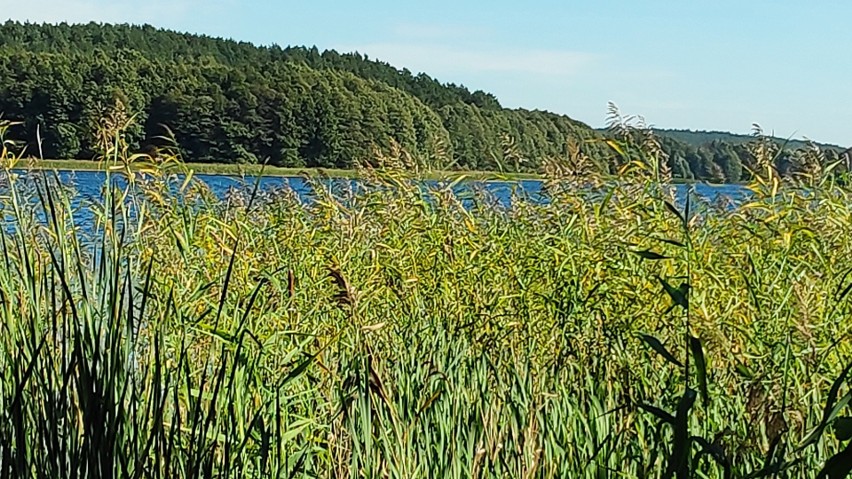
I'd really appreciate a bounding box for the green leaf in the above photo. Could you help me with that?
[653,237,686,248]
[277,332,340,389]
[287,450,308,479]
[801,361,852,450]
[818,440,852,479]
[640,334,683,368]
[277,351,320,389]
[597,187,616,218]
[690,336,709,406]
[742,271,762,314]
[638,403,675,425]
[606,139,627,157]
[631,249,670,260]
[584,430,619,470]
[835,417,852,442]
[658,276,689,310]
[417,389,444,416]
[666,389,697,479]
[664,200,686,225]
[735,362,755,380]
[691,436,730,473]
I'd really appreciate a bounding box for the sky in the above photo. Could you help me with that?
[1,0,851,145]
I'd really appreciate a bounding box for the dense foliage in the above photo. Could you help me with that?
[655,128,845,181]
[0,21,846,181]
[0,21,610,172]
[655,128,841,150]
[1,119,852,477]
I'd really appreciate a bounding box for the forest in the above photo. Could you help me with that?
[0,21,843,181]
[3,20,852,479]
[654,128,840,150]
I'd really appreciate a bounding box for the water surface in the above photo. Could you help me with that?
[5,170,750,230]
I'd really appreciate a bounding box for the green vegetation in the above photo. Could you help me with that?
[0,21,845,183]
[0,21,607,174]
[654,127,842,151]
[652,127,845,182]
[16,158,540,181]
[1,110,852,477]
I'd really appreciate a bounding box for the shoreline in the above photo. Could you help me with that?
[7,159,738,186]
[11,159,543,182]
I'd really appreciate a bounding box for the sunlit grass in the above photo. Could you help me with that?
[0,116,850,477]
[15,158,542,181]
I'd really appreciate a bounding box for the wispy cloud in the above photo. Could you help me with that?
[390,23,489,41]
[340,42,597,78]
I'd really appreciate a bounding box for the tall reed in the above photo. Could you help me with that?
[0,115,849,477]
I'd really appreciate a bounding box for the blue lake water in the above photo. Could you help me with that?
[5,169,750,229]
[34,170,746,201]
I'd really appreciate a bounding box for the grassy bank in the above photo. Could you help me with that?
[0,130,850,477]
[18,158,542,181]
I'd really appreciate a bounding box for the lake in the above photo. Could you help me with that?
[4,170,750,230]
[31,170,747,201]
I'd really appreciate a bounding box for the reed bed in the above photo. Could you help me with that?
[0,122,850,477]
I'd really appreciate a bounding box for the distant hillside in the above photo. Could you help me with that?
[654,128,844,152]
[0,21,607,171]
[0,21,843,181]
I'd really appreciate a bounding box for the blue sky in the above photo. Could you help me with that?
[2,0,850,145]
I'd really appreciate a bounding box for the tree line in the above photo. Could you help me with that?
[0,21,842,180]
